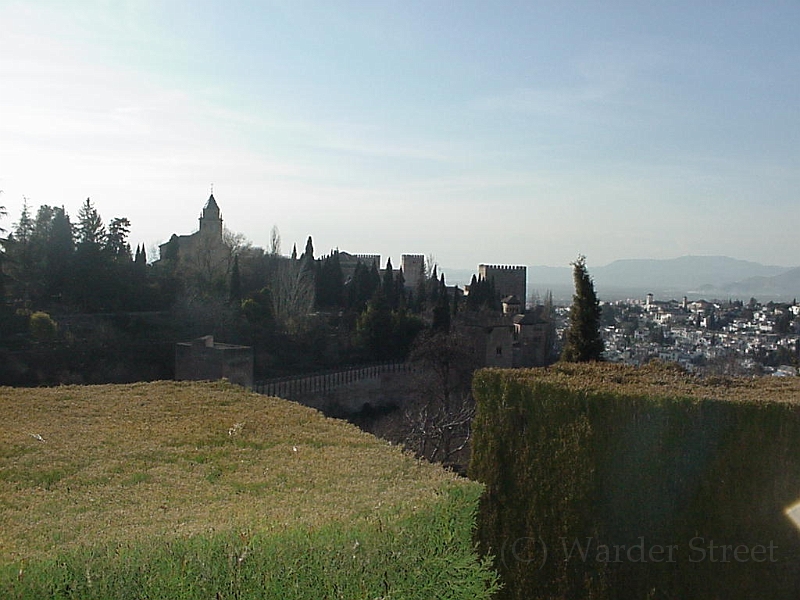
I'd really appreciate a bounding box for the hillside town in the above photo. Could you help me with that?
[583,294,800,376]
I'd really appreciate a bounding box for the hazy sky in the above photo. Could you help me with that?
[1,1,798,272]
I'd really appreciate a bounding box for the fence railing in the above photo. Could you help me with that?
[252,361,411,400]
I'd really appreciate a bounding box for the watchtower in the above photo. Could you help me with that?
[478,264,527,308]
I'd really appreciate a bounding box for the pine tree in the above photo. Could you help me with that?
[106,217,132,261]
[75,198,105,248]
[562,255,604,362]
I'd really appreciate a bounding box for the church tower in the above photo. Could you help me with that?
[199,193,223,239]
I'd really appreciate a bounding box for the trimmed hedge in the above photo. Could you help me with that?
[470,363,800,599]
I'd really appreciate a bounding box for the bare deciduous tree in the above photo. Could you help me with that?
[403,330,478,468]
[268,258,315,333]
[268,225,281,256]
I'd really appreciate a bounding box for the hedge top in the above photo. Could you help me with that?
[480,361,800,405]
[0,380,474,563]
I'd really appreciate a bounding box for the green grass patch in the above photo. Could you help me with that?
[1,380,498,598]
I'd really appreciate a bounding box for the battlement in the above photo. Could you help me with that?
[353,254,381,264]
[478,264,526,272]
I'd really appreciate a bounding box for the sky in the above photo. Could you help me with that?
[1,1,798,275]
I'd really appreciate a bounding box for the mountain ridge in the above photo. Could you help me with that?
[444,256,799,302]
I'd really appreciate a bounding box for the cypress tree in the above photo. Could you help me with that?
[367,262,381,299]
[394,267,406,310]
[562,255,604,362]
[429,265,440,305]
[432,274,450,332]
[229,254,242,306]
[414,261,428,313]
[466,274,479,311]
[382,258,395,309]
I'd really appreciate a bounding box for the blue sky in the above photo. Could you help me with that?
[1,1,798,273]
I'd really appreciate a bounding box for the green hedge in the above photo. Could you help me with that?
[470,363,800,599]
[2,485,499,599]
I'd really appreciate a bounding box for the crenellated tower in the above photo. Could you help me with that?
[478,264,527,308]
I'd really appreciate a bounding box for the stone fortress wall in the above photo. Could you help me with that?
[478,264,527,306]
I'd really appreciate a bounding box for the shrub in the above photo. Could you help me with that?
[29,311,57,341]
[470,363,800,599]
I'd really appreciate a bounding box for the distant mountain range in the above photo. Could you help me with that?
[443,256,800,303]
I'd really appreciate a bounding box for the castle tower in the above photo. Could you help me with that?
[402,254,425,290]
[199,193,223,239]
[478,264,527,309]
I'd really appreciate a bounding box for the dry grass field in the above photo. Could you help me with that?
[0,380,467,565]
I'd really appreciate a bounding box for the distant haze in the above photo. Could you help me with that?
[445,256,800,304]
[2,3,799,270]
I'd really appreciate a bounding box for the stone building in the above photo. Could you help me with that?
[158,194,231,284]
[478,264,527,308]
[338,252,381,281]
[175,335,254,388]
[454,300,551,369]
[513,308,552,367]
[401,254,425,290]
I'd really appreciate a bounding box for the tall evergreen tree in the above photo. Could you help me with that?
[0,202,7,301]
[394,267,407,309]
[134,245,147,275]
[45,207,74,304]
[382,258,395,309]
[432,274,451,332]
[428,265,441,307]
[301,236,314,263]
[75,198,105,248]
[356,288,393,360]
[315,251,344,309]
[8,201,36,302]
[105,217,132,261]
[14,200,34,245]
[413,261,428,313]
[74,199,108,311]
[562,255,604,362]
[229,254,242,305]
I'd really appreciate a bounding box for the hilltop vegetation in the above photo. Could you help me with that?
[0,381,497,598]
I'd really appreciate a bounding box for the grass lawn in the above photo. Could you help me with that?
[0,380,472,564]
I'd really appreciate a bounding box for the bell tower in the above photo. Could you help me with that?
[199,193,223,239]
